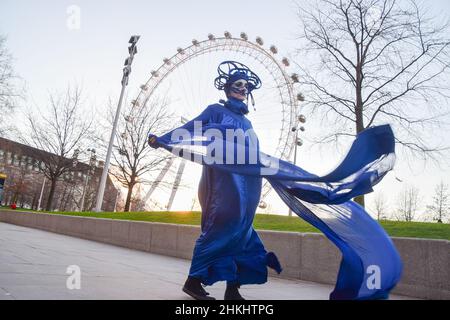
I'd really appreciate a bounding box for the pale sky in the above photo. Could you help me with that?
[1,0,449,219]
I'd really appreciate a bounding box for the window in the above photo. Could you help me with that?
[33,160,39,171]
[20,156,27,168]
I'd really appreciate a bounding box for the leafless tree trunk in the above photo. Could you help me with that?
[295,0,450,207]
[396,184,421,221]
[426,181,449,223]
[100,97,175,212]
[372,191,389,220]
[23,85,93,211]
[130,183,147,212]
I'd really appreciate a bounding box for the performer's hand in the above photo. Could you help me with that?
[148,134,160,149]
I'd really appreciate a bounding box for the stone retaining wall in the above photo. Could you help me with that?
[1,210,448,299]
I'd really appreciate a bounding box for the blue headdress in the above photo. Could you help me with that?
[214,61,262,108]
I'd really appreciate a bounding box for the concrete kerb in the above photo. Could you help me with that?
[392,237,450,299]
[300,233,341,285]
[109,219,131,247]
[176,224,199,260]
[0,210,13,223]
[25,212,38,228]
[7,210,19,224]
[34,212,54,232]
[55,214,84,237]
[0,210,448,300]
[128,220,152,252]
[259,230,302,279]
[150,222,179,257]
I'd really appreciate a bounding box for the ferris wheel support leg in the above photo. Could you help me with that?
[166,159,187,211]
[143,158,175,206]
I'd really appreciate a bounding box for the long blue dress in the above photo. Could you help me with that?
[155,97,402,300]
[157,98,282,286]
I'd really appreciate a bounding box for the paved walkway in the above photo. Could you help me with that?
[0,222,414,300]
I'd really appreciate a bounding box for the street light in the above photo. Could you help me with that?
[95,35,140,212]
[37,177,46,211]
[80,148,96,212]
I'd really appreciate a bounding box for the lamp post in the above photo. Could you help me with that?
[80,148,96,212]
[95,35,140,212]
[113,189,121,212]
[37,177,46,211]
[288,114,306,217]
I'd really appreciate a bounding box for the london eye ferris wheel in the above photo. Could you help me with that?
[132,31,305,212]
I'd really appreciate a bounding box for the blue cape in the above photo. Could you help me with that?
[154,100,403,300]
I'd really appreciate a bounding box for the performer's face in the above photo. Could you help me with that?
[229,79,248,101]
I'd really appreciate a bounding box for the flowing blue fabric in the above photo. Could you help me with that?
[153,99,403,300]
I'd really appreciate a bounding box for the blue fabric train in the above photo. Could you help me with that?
[149,61,403,300]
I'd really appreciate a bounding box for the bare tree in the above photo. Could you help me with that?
[426,181,449,223]
[102,97,175,212]
[130,183,147,212]
[295,0,450,207]
[23,85,93,211]
[0,35,23,136]
[372,191,389,220]
[114,190,126,212]
[396,184,421,221]
[3,166,28,206]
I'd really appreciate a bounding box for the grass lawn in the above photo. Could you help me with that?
[2,207,449,240]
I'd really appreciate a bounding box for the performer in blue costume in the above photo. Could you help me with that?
[148,61,403,300]
[150,61,281,300]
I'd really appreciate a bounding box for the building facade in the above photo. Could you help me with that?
[0,137,118,212]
